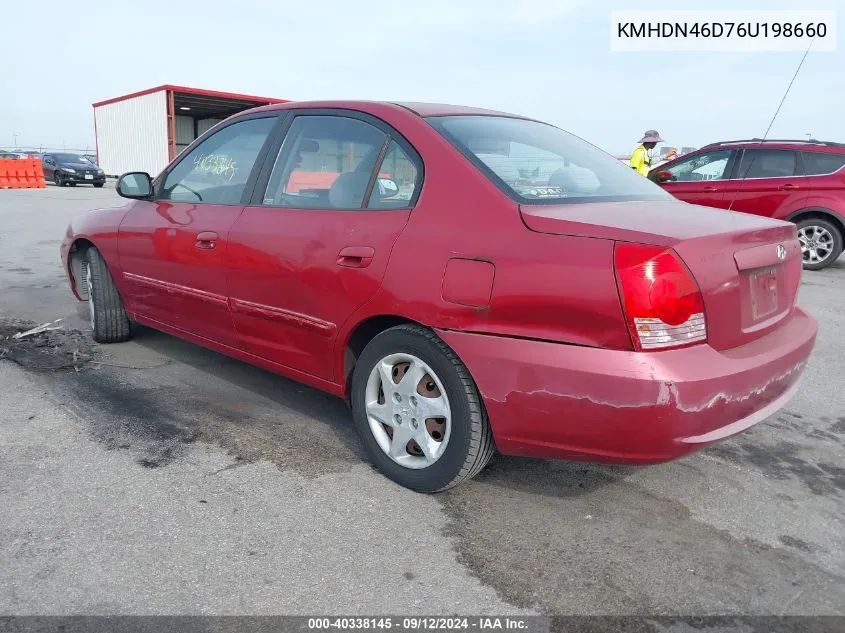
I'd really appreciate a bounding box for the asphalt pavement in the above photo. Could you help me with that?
[1,186,843,617]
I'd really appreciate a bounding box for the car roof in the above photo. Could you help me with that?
[699,139,845,154]
[247,99,529,119]
[392,102,528,118]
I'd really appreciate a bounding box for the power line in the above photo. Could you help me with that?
[727,37,815,213]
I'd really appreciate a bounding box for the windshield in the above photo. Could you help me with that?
[53,154,91,164]
[426,115,671,204]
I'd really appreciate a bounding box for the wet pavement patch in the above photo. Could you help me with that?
[709,441,845,497]
[437,456,845,615]
[0,318,93,372]
[779,535,812,553]
[58,360,363,478]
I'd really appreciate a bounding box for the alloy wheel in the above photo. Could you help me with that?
[798,225,834,265]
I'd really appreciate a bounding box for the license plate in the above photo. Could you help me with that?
[84,174,93,180]
[750,267,779,321]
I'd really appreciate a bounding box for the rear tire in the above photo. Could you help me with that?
[350,324,495,493]
[85,248,131,344]
[797,217,843,270]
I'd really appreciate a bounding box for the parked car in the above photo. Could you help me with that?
[42,153,106,187]
[649,139,845,270]
[61,101,818,492]
[0,151,28,159]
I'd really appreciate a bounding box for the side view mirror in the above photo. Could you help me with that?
[652,170,674,183]
[376,178,399,198]
[117,172,153,199]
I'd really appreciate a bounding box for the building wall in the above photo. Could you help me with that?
[197,118,223,136]
[94,90,168,177]
[175,115,195,156]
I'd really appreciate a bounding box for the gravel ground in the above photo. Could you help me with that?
[0,186,843,621]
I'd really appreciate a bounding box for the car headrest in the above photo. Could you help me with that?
[328,172,371,208]
[549,166,601,194]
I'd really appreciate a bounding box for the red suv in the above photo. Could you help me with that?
[650,139,845,270]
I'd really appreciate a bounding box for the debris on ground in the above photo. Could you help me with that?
[12,318,64,340]
[0,317,93,372]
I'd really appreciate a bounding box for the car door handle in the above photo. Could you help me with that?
[195,231,218,249]
[337,246,375,268]
[702,186,719,192]
[778,184,801,191]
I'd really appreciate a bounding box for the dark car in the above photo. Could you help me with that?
[650,139,845,270]
[61,100,816,492]
[42,153,106,188]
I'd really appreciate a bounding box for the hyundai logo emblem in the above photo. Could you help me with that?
[777,244,787,260]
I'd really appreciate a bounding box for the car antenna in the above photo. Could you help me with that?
[726,37,816,214]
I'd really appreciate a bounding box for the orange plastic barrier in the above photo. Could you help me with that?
[0,158,45,189]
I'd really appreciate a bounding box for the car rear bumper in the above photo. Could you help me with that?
[436,307,817,463]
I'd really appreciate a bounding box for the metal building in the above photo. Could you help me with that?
[92,85,286,177]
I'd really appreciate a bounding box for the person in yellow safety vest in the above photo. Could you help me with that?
[630,130,672,176]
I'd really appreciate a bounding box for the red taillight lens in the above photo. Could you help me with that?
[614,243,707,351]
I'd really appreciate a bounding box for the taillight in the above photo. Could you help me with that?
[614,243,707,351]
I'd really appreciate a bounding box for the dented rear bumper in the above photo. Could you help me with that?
[436,307,817,464]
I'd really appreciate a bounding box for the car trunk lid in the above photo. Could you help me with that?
[520,200,802,350]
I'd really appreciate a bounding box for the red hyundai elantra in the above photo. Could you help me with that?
[61,101,818,492]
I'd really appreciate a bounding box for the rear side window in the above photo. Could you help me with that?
[735,149,797,179]
[262,115,388,209]
[802,151,845,175]
[366,141,419,209]
[426,115,670,204]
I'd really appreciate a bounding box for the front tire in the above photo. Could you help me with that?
[797,217,843,270]
[93,183,104,188]
[350,324,495,493]
[85,248,131,344]
[54,172,64,187]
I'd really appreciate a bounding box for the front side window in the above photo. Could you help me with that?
[802,151,845,176]
[263,116,389,209]
[660,150,733,182]
[734,149,797,179]
[426,115,671,204]
[160,117,277,205]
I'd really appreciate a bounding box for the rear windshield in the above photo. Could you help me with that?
[426,115,671,204]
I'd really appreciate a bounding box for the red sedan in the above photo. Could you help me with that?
[61,101,818,492]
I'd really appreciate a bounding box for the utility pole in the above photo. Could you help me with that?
[806,132,813,141]
[12,134,18,147]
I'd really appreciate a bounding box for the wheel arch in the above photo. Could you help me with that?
[340,314,428,399]
[67,237,98,299]
[785,207,845,238]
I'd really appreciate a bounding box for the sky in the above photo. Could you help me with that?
[2,0,842,155]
